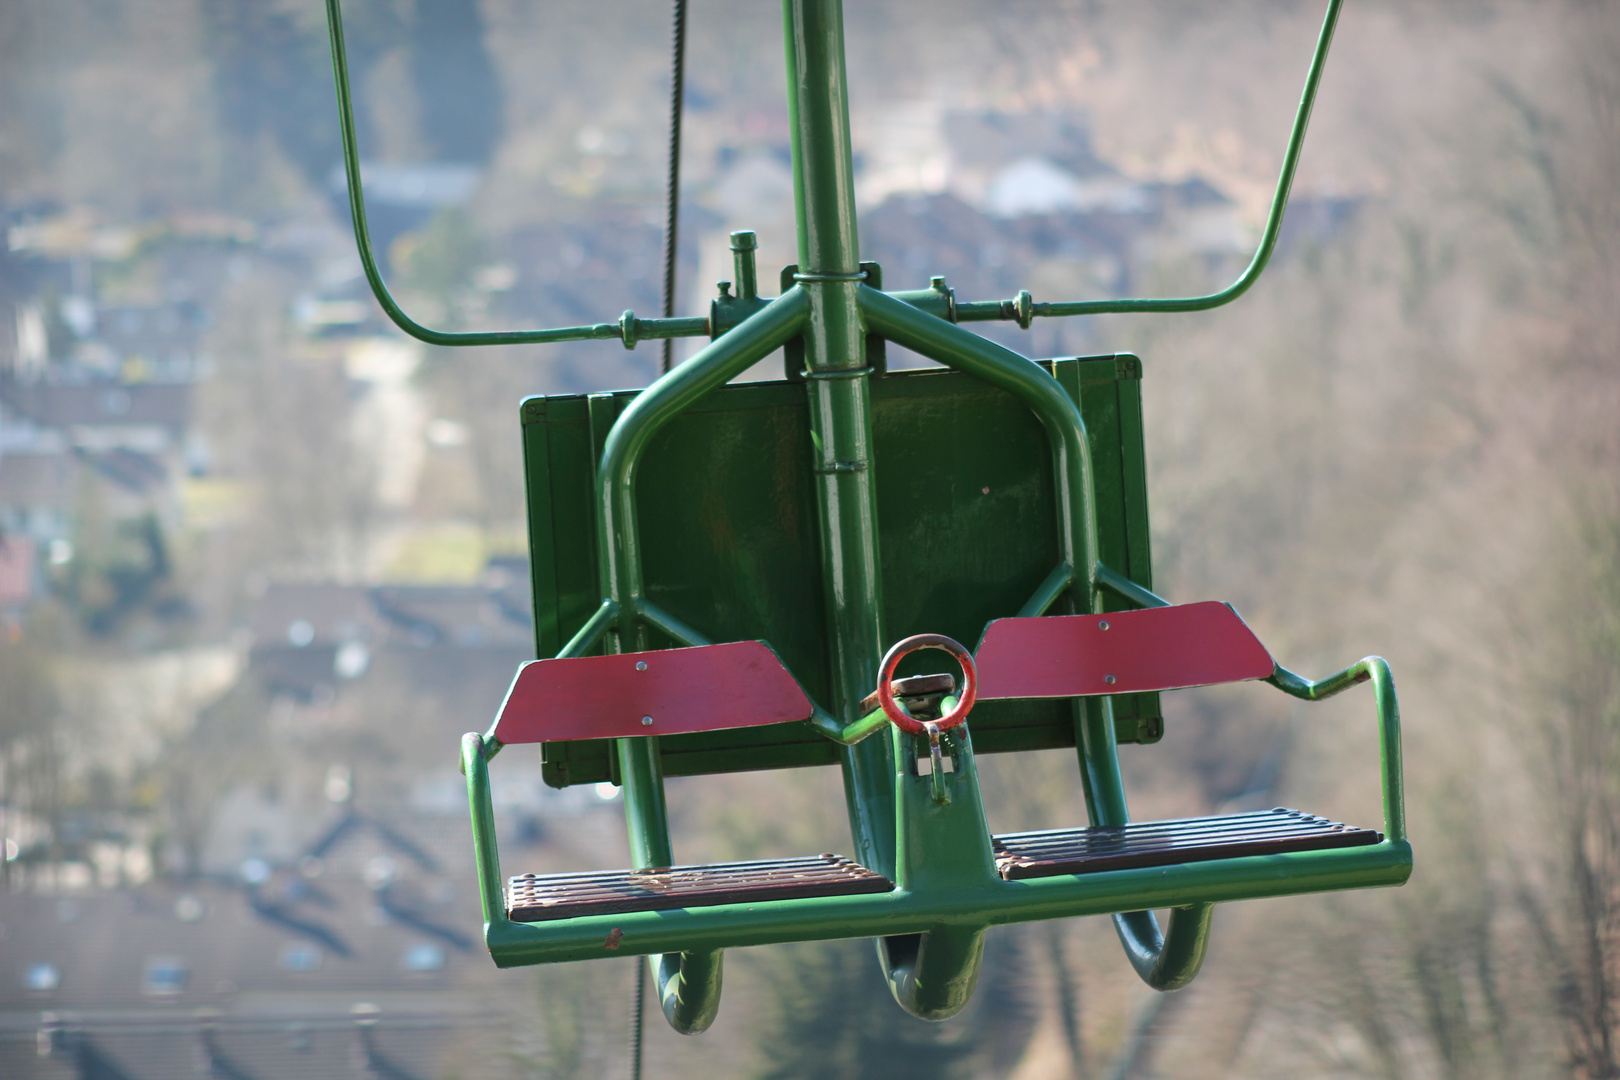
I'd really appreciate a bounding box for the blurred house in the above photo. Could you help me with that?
[0,207,223,624]
[0,531,34,613]
[0,379,194,617]
[0,862,490,1079]
[855,109,1305,314]
[0,555,604,1079]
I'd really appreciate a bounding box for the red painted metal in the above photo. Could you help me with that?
[974,602,1274,700]
[876,634,978,735]
[493,641,812,744]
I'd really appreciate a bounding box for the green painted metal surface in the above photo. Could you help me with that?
[782,0,897,886]
[522,355,1161,790]
[475,839,1415,968]
[464,639,1411,969]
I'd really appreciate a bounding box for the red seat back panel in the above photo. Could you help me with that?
[975,602,1274,700]
[494,641,812,745]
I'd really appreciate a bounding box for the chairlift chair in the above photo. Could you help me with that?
[323,0,1407,1032]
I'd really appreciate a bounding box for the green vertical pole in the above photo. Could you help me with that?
[782,0,893,877]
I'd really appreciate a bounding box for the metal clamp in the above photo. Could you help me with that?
[792,270,869,283]
[1010,290,1033,330]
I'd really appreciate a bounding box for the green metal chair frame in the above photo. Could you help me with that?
[324,0,1409,1032]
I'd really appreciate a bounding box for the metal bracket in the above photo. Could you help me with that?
[920,722,950,805]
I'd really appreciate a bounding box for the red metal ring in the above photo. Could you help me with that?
[875,634,978,735]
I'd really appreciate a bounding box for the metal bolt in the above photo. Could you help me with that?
[635,661,647,671]
[1103,674,1116,685]
[1098,620,1109,630]
[716,280,732,298]
[641,716,654,726]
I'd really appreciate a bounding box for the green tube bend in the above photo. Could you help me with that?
[323,0,709,349]
[654,950,724,1034]
[879,925,987,1021]
[1113,904,1215,991]
[1016,0,1343,321]
[461,733,504,929]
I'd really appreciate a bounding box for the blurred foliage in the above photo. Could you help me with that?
[0,632,60,751]
[408,0,504,165]
[56,509,189,638]
[202,0,344,189]
[392,207,489,321]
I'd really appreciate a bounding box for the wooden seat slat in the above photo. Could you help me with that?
[994,808,1379,880]
[506,853,893,922]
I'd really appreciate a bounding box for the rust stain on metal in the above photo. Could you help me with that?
[857,673,956,718]
[604,928,625,949]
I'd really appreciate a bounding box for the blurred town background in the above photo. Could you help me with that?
[0,0,1616,1077]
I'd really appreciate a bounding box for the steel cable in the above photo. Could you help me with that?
[635,1,689,1067]
[631,956,646,1080]
[660,0,690,375]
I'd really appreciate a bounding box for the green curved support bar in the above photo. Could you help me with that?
[589,292,811,1031]
[1089,572,1407,985]
[465,728,727,1031]
[1018,562,1076,618]
[1114,906,1215,991]
[856,286,1101,609]
[322,0,710,349]
[876,712,999,1020]
[461,733,505,930]
[858,285,1105,1010]
[1090,573,1406,840]
[1270,656,1406,843]
[1077,696,1216,991]
[952,0,1342,324]
[595,290,811,620]
[1094,561,1171,609]
[654,950,724,1034]
[854,284,1223,997]
[879,924,987,1021]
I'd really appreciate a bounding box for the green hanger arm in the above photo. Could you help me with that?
[322,0,710,350]
[953,0,1343,325]
[327,0,1339,345]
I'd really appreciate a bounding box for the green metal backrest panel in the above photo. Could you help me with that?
[522,355,1159,788]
